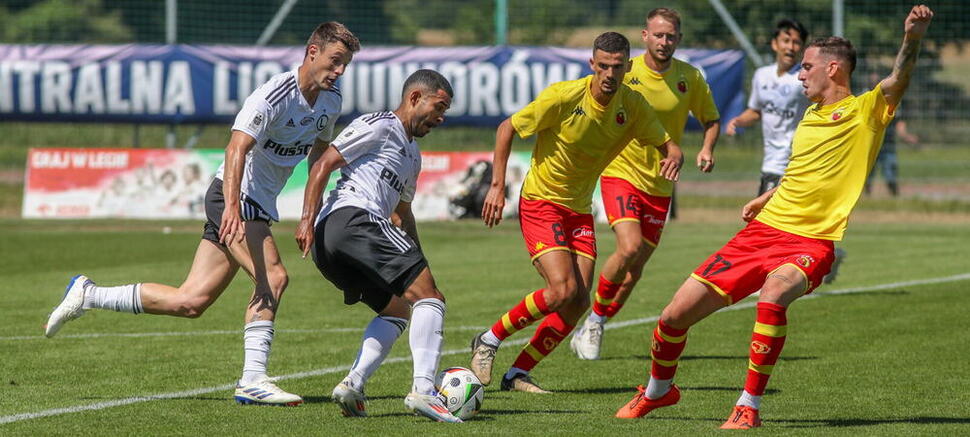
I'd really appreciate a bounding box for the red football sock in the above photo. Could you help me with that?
[592,275,621,317]
[511,312,574,371]
[743,302,788,396]
[650,320,689,380]
[489,289,552,341]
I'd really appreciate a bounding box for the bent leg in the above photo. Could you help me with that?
[139,239,239,317]
[593,221,647,319]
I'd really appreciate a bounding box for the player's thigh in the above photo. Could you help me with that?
[229,220,284,286]
[662,276,729,329]
[533,249,582,304]
[180,239,240,298]
[611,219,645,258]
[760,264,808,307]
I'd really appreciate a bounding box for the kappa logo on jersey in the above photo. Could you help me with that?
[285,118,296,127]
[380,167,407,195]
[616,110,626,125]
[317,114,330,131]
[300,116,314,126]
[629,77,642,85]
[751,340,771,354]
[571,107,586,116]
[263,139,312,157]
[677,80,688,93]
[534,241,547,251]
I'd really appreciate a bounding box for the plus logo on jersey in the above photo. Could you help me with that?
[380,167,407,195]
[263,139,312,156]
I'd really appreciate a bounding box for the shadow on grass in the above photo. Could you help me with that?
[554,386,780,395]
[599,355,819,362]
[774,416,970,428]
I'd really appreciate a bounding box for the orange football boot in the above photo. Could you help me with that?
[615,384,680,419]
[720,405,762,429]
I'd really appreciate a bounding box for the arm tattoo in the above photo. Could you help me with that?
[892,39,922,87]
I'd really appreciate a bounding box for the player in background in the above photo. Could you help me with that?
[570,8,720,361]
[615,6,934,429]
[44,22,360,406]
[470,32,683,393]
[726,19,809,196]
[294,70,460,423]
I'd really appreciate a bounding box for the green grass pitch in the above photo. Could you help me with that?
[1,218,969,435]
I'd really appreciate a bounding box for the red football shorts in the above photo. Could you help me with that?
[600,176,671,247]
[690,220,835,304]
[519,198,596,262]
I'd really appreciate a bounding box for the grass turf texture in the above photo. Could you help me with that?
[1,218,968,435]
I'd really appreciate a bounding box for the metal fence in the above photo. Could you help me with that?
[2,0,969,144]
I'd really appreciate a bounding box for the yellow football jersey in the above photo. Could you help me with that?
[511,75,671,214]
[757,84,895,241]
[602,56,720,196]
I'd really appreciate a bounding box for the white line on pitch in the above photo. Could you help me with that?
[2,272,967,426]
[0,326,489,342]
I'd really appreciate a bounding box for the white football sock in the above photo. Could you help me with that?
[645,377,672,400]
[505,367,528,380]
[480,329,501,348]
[345,315,407,391]
[82,283,143,314]
[409,298,445,395]
[736,390,762,409]
[240,321,274,384]
[588,312,608,324]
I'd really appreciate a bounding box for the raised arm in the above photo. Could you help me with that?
[481,118,515,228]
[295,145,347,258]
[880,5,934,109]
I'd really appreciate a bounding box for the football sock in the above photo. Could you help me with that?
[241,321,274,384]
[490,289,552,341]
[410,298,445,395]
[743,302,788,397]
[604,300,625,318]
[648,320,689,397]
[592,275,620,317]
[736,390,762,410]
[588,312,608,324]
[82,283,143,314]
[510,312,574,372]
[346,315,407,391]
[480,329,501,348]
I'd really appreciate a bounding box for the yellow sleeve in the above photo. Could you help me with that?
[510,84,562,139]
[863,83,895,128]
[689,70,720,124]
[634,97,672,147]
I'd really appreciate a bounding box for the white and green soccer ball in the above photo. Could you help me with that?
[435,367,484,420]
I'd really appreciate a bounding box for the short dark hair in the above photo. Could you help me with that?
[646,8,681,32]
[306,22,360,55]
[593,32,630,57]
[402,69,454,99]
[774,18,808,43]
[809,36,857,74]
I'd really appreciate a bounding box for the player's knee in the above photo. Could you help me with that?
[616,239,645,262]
[267,265,289,294]
[176,296,214,318]
[545,278,581,310]
[659,306,691,331]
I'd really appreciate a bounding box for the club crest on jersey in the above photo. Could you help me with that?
[616,110,626,125]
[300,116,314,126]
[796,255,814,268]
[832,108,846,121]
[317,114,330,131]
[677,80,688,93]
[252,113,263,127]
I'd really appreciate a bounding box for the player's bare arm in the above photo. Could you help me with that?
[219,131,257,245]
[482,117,515,228]
[880,5,934,109]
[295,145,347,258]
[726,109,762,135]
[742,186,777,222]
[307,138,329,173]
[394,201,422,250]
[697,119,720,172]
[656,139,684,181]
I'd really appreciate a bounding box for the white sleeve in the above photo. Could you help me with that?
[331,119,381,164]
[747,71,761,110]
[231,94,275,144]
[401,154,421,203]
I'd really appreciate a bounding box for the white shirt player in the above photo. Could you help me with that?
[216,69,341,221]
[317,111,421,222]
[748,63,808,176]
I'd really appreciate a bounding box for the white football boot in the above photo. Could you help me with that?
[404,392,462,423]
[570,317,604,360]
[234,378,303,406]
[45,275,92,338]
[332,381,367,417]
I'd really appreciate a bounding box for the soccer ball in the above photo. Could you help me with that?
[435,367,484,420]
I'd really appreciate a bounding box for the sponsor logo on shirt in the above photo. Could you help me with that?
[263,139,312,157]
[572,226,594,238]
[300,116,314,126]
[380,167,407,195]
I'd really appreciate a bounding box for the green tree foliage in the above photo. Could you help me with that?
[0,0,132,43]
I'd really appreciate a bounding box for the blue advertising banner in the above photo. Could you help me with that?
[0,45,744,127]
